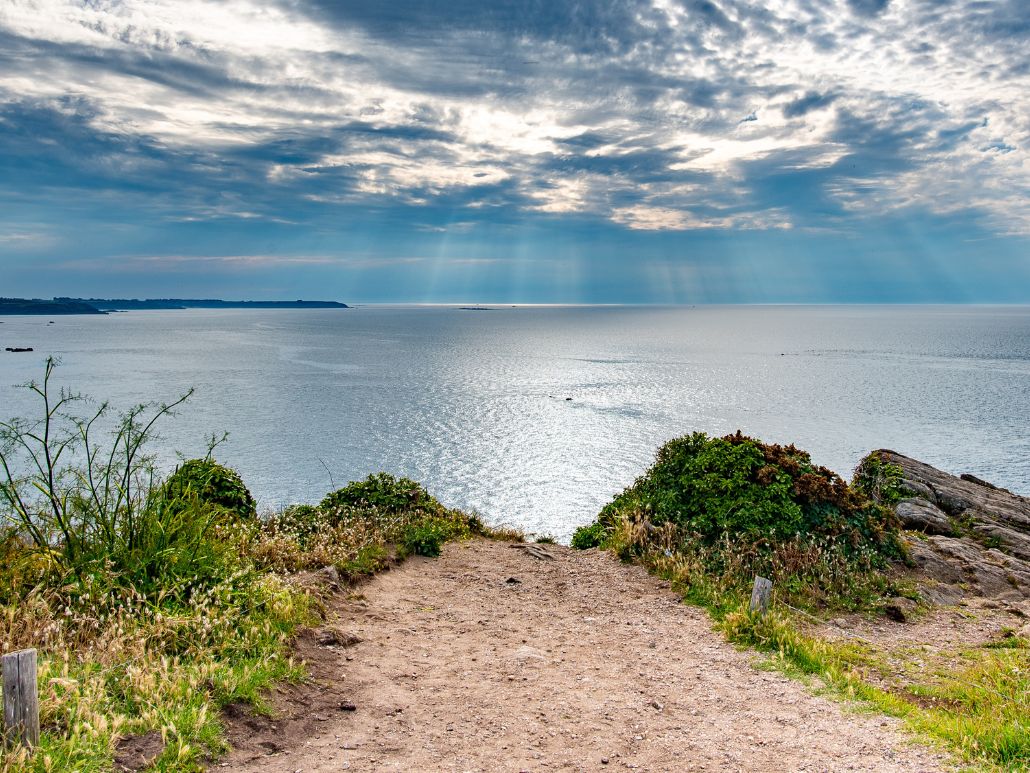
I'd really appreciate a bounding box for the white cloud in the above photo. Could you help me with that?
[0,0,1026,232]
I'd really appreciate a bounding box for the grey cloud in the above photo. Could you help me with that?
[0,29,265,101]
[782,92,838,118]
[847,0,890,17]
[0,0,1026,242]
[283,0,669,55]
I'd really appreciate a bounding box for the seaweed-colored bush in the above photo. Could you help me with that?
[574,432,902,606]
[852,452,907,506]
[400,519,455,557]
[163,458,256,519]
[595,431,899,552]
[319,473,444,518]
[571,521,606,550]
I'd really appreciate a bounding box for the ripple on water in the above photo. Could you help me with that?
[1,305,1028,541]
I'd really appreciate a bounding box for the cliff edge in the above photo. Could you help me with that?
[873,450,1030,603]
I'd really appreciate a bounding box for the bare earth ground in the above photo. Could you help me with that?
[221,540,946,772]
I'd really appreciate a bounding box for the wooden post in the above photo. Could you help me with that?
[749,576,773,616]
[3,649,39,749]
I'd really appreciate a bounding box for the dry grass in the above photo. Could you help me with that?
[0,500,497,772]
[0,365,510,772]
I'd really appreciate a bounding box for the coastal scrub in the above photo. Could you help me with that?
[574,430,1028,770]
[573,431,903,609]
[0,362,487,772]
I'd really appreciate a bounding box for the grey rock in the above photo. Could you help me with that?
[906,538,966,586]
[895,498,954,536]
[935,489,974,516]
[901,479,935,502]
[960,473,1001,491]
[918,583,964,607]
[969,521,1030,562]
[884,597,918,622]
[908,535,1030,601]
[867,450,1030,602]
[1006,602,1029,619]
[316,565,342,589]
[315,626,362,647]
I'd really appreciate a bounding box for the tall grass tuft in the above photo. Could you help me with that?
[0,357,219,592]
[0,362,486,772]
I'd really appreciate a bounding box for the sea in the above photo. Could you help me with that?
[1,305,1028,541]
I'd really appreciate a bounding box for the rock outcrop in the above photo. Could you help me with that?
[869,450,1030,603]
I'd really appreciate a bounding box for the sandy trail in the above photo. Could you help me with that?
[223,539,944,772]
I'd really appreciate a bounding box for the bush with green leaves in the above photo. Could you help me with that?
[251,475,485,573]
[0,358,235,596]
[852,451,907,506]
[574,431,903,607]
[400,518,456,557]
[271,503,323,541]
[571,521,606,550]
[319,472,444,518]
[162,458,256,519]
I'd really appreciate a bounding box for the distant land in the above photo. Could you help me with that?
[0,298,348,314]
[0,297,107,315]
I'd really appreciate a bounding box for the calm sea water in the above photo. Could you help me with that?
[1,306,1028,540]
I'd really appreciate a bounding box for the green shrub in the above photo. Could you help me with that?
[571,521,606,549]
[400,518,454,557]
[583,431,903,607]
[270,503,323,541]
[117,493,239,598]
[0,358,232,595]
[251,472,485,573]
[163,458,256,519]
[319,473,444,518]
[340,543,392,578]
[852,452,907,506]
[597,431,900,554]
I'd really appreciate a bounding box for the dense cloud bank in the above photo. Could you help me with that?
[0,0,1027,301]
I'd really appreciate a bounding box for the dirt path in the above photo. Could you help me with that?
[223,540,945,772]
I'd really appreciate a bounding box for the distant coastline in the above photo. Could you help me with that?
[0,298,106,315]
[0,297,349,315]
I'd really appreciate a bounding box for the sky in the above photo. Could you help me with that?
[0,0,1028,303]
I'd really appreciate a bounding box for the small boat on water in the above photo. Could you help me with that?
[5,347,34,352]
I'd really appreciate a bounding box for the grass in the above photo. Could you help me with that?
[0,363,503,772]
[733,609,1029,770]
[573,431,1029,771]
[1,565,314,772]
[604,522,1030,771]
[1,492,492,773]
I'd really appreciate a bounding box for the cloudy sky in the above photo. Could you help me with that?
[1,0,1027,302]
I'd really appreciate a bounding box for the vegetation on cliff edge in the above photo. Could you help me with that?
[573,431,1027,770]
[0,361,490,772]
[573,431,903,610]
